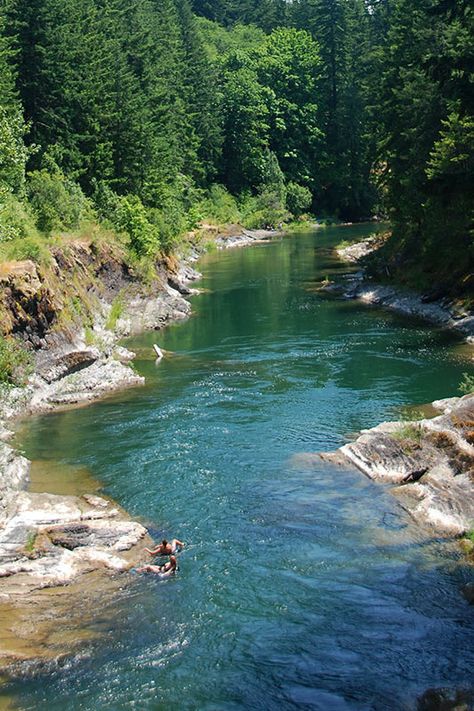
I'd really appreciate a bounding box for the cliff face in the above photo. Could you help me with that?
[0,240,133,349]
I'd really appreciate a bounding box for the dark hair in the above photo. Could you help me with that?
[162,539,168,546]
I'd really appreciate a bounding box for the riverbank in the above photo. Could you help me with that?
[331,236,474,342]
[322,394,474,551]
[326,235,474,567]
[0,225,284,422]
[0,224,281,673]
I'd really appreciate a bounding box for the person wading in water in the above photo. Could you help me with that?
[137,555,178,576]
[145,538,184,556]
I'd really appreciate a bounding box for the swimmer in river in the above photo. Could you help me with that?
[136,555,177,576]
[145,538,184,556]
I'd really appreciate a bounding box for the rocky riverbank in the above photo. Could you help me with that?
[322,393,474,562]
[330,237,474,341]
[328,235,474,558]
[0,225,281,672]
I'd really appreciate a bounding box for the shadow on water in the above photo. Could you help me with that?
[6,225,474,710]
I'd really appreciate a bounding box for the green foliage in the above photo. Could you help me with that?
[3,235,51,264]
[427,112,474,183]
[240,190,288,230]
[0,335,32,385]
[0,0,469,301]
[0,106,29,195]
[459,373,474,396]
[0,190,38,244]
[0,14,29,195]
[371,0,474,296]
[392,423,423,445]
[115,196,159,257]
[220,59,272,193]
[106,295,124,331]
[197,184,241,224]
[27,169,95,234]
[286,182,312,218]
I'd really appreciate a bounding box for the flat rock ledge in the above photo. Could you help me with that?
[322,394,474,536]
[333,240,474,341]
[215,227,283,250]
[0,490,148,596]
[0,443,152,672]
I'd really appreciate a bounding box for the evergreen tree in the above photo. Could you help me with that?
[174,0,223,184]
[0,7,28,194]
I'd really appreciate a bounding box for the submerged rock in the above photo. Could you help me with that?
[417,687,474,711]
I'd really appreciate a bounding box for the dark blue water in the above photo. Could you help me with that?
[7,226,474,710]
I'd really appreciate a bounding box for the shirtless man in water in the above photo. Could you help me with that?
[137,555,177,576]
[145,538,184,556]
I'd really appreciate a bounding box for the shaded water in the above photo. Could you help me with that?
[5,225,474,710]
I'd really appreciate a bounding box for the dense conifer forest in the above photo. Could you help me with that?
[0,0,472,292]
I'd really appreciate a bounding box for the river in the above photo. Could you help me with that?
[4,225,474,710]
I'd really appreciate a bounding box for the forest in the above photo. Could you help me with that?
[0,0,472,293]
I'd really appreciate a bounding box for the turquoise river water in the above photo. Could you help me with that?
[4,225,474,710]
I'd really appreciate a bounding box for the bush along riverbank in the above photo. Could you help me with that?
[0,223,282,674]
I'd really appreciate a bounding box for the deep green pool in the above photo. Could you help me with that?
[6,225,474,710]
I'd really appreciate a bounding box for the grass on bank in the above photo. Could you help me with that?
[459,373,474,396]
[106,295,125,331]
[0,334,32,386]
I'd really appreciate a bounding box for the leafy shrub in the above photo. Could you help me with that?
[197,184,241,225]
[28,169,95,233]
[115,195,159,256]
[92,181,122,225]
[0,190,39,244]
[241,188,288,229]
[459,373,474,395]
[0,335,32,385]
[286,182,312,217]
[148,200,187,255]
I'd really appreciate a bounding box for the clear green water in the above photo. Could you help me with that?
[6,225,474,710]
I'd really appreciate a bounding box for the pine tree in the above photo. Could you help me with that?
[174,0,223,184]
[0,6,28,194]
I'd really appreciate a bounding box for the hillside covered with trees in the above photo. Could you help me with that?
[0,0,472,293]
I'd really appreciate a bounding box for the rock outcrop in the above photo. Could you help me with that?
[324,394,474,535]
[0,491,148,594]
[215,227,282,249]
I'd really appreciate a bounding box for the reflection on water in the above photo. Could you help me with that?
[6,225,474,710]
